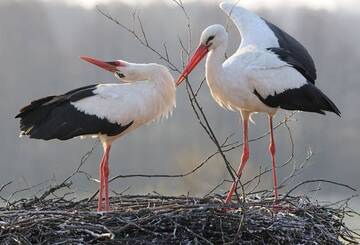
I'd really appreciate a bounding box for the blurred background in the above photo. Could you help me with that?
[0,0,359,225]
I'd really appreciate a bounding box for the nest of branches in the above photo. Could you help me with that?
[0,193,356,244]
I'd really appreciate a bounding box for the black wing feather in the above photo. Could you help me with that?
[16,84,133,140]
[264,19,317,84]
[254,83,340,116]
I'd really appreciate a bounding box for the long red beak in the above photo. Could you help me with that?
[80,56,122,73]
[176,44,209,86]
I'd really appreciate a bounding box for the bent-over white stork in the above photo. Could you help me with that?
[16,56,176,211]
[176,2,340,203]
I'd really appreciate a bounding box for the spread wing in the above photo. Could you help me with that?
[220,2,317,84]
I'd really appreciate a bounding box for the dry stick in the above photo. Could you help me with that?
[203,180,227,198]
[7,141,99,208]
[277,147,313,191]
[0,181,12,193]
[60,140,99,185]
[96,6,179,72]
[40,140,99,202]
[195,78,206,96]
[245,166,264,197]
[111,186,132,196]
[6,178,54,208]
[323,194,359,209]
[0,181,12,202]
[172,0,192,54]
[283,179,357,199]
[174,221,214,245]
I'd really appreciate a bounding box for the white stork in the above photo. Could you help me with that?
[16,56,176,211]
[176,2,340,203]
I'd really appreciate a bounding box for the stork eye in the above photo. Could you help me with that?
[115,72,125,78]
[206,35,215,45]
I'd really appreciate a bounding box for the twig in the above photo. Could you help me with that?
[96,6,179,72]
[0,181,12,193]
[283,179,357,199]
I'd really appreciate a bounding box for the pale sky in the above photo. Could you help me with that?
[40,0,360,12]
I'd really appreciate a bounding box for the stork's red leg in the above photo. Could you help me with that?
[269,115,279,202]
[97,152,106,212]
[225,112,250,204]
[103,144,112,211]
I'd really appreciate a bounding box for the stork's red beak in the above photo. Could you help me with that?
[80,56,123,73]
[176,44,209,86]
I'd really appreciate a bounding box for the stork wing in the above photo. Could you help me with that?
[219,2,279,51]
[16,84,134,140]
[267,47,316,84]
[220,2,317,84]
[71,83,151,126]
[244,51,339,115]
[264,19,317,83]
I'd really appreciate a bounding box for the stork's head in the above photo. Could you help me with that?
[200,24,228,50]
[176,24,227,86]
[80,56,152,82]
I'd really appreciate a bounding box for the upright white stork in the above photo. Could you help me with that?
[16,56,176,211]
[176,2,340,203]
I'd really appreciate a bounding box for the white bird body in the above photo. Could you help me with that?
[207,46,275,114]
[207,45,309,115]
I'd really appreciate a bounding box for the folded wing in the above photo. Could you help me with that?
[16,84,134,140]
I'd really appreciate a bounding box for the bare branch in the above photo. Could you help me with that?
[283,179,357,199]
[137,15,149,46]
[0,181,12,193]
[96,6,179,72]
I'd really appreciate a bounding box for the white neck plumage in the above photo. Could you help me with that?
[205,38,227,86]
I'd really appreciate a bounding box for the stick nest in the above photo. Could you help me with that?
[0,194,355,244]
